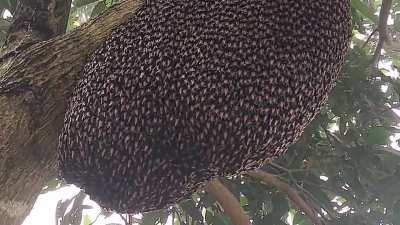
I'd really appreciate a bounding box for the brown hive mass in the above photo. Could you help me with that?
[58,0,352,214]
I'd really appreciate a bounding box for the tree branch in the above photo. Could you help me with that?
[0,1,142,225]
[362,28,378,48]
[206,179,251,225]
[372,0,393,67]
[247,170,323,225]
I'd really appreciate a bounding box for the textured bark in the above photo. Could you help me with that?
[0,1,142,225]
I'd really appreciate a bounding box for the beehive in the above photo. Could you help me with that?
[58,0,352,213]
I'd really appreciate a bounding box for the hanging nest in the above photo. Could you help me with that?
[58,0,352,214]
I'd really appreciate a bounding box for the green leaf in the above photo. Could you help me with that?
[205,210,214,224]
[239,195,249,207]
[304,183,333,211]
[142,210,169,225]
[365,127,391,145]
[351,0,378,23]
[83,215,91,225]
[105,0,112,7]
[73,0,99,8]
[180,199,203,221]
[91,1,107,18]
[369,172,400,205]
[394,14,400,32]
[212,214,230,225]
[0,0,10,9]
[269,193,289,220]
[393,200,400,223]
[41,178,61,194]
[105,0,115,8]
[293,212,313,225]
[199,192,217,208]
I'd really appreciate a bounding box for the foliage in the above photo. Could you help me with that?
[2,0,400,225]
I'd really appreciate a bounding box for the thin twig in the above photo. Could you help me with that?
[257,150,336,221]
[269,162,290,172]
[247,170,323,225]
[269,162,307,174]
[119,214,129,225]
[362,28,378,48]
[268,163,337,220]
[302,180,341,194]
[295,183,336,220]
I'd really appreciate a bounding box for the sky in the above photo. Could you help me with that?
[22,185,128,225]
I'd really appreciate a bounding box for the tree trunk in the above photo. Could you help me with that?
[0,1,142,224]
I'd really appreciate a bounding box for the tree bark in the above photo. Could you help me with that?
[0,1,142,225]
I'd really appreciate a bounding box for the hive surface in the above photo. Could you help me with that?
[58,0,352,213]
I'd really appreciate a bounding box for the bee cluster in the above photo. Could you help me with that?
[58,0,351,213]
